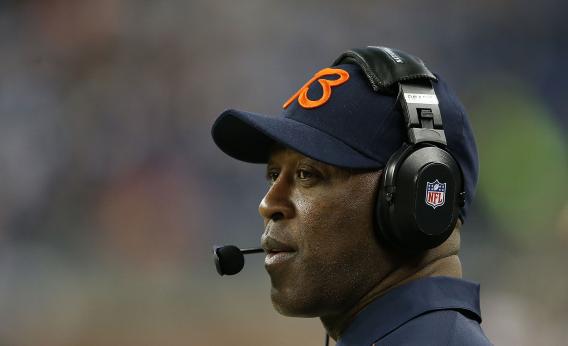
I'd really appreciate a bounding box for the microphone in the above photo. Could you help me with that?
[213,245,264,276]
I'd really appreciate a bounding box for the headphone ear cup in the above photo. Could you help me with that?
[376,145,462,251]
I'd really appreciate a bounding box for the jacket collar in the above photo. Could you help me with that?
[337,276,481,346]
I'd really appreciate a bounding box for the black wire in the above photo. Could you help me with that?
[324,332,330,346]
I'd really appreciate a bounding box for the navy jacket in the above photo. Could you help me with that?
[336,276,492,346]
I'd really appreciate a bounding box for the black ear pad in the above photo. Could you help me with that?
[376,144,463,251]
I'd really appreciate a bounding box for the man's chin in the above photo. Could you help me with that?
[270,287,320,318]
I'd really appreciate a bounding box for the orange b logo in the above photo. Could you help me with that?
[283,67,350,109]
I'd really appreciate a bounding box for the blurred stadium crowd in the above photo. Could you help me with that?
[0,0,566,345]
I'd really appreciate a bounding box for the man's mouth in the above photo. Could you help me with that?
[261,236,297,267]
[265,250,297,266]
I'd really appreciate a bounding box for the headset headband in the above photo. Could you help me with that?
[333,46,447,145]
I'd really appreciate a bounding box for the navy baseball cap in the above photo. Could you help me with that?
[211,61,478,220]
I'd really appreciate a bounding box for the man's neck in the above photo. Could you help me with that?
[320,251,462,340]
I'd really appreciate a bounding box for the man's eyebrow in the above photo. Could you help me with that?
[298,156,322,165]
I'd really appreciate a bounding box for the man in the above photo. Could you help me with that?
[211,47,491,345]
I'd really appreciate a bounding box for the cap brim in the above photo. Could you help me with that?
[211,109,381,168]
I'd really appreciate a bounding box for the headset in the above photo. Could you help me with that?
[333,46,465,251]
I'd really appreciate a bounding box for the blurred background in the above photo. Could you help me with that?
[0,0,566,345]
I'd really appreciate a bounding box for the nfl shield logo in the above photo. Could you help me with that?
[425,180,446,209]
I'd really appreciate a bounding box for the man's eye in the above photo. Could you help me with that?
[267,171,279,183]
[297,169,313,180]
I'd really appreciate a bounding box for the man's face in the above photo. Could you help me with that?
[259,147,388,318]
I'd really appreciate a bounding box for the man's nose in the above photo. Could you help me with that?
[258,177,295,222]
